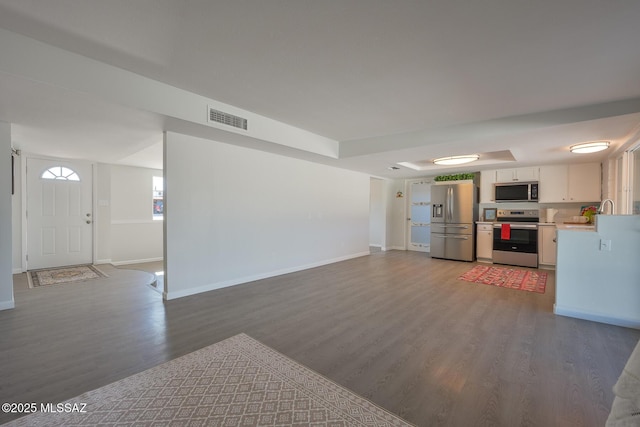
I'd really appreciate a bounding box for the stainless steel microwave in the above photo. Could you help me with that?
[494,181,538,202]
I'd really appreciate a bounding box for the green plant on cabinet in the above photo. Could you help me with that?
[434,173,476,182]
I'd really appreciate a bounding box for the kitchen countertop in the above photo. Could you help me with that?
[556,223,595,231]
[540,222,594,228]
[477,221,596,231]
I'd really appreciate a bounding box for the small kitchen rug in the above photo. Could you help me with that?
[28,265,108,288]
[458,265,547,293]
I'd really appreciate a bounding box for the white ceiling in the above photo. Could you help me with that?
[1,0,640,178]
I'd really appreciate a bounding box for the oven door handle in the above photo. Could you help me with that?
[493,224,538,230]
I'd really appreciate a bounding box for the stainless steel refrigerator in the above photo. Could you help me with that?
[430,182,478,261]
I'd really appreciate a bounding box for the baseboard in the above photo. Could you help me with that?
[0,299,15,311]
[12,267,23,274]
[388,246,406,251]
[94,258,112,265]
[164,251,370,301]
[554,304,640,329]
[111,257,163,266]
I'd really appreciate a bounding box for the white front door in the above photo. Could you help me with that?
[406,179,432,252]
[26,157,93,269]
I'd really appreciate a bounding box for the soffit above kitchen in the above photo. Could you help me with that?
[0,0,639,178]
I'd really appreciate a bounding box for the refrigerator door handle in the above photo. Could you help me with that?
[449,187,453,222]
[446,187,449,221]
[436,234,469,240]
[444,187,449,224]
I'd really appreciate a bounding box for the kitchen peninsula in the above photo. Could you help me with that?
[555,215,640,328]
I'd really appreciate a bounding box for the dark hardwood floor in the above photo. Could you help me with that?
[1,251,638,426]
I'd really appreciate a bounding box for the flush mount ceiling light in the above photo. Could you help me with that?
[433,154,479,166]
[570,141,610,154]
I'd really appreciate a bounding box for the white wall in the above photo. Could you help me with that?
[369,178,384,248]
[555,215,640,328]
[0,122,14,310]
[164,132,370,300]
[107,164,163,265]
[11,151,22,273]
[95,163,112,263]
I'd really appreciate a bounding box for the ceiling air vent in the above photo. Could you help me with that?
[208,106,248,130]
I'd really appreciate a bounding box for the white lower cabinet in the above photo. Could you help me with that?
[538,225,557,268]
[476,223,493,261]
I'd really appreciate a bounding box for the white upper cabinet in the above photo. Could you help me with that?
[567,163,601,202]
[495,167,539,183]
[539,163,601,203]
[479,170,497,203]
[538,165,568,202]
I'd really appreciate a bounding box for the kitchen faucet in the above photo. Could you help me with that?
[598,199,615,215]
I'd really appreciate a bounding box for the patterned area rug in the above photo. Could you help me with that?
[4,334,413,427]
[458,265,547,293]
[28,265,107,288]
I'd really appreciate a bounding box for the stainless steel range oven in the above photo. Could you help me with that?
[492,209,539,268]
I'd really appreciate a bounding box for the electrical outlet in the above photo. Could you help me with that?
[600,239,612,251]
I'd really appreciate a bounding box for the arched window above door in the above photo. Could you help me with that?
[41,166,80,181]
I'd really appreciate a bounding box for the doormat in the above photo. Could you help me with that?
[458,265,547,293]
[28,265,108,288]
[3,333,414,427]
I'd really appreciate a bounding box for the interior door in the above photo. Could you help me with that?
[26,157,93,269]
[407,180,431,252]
